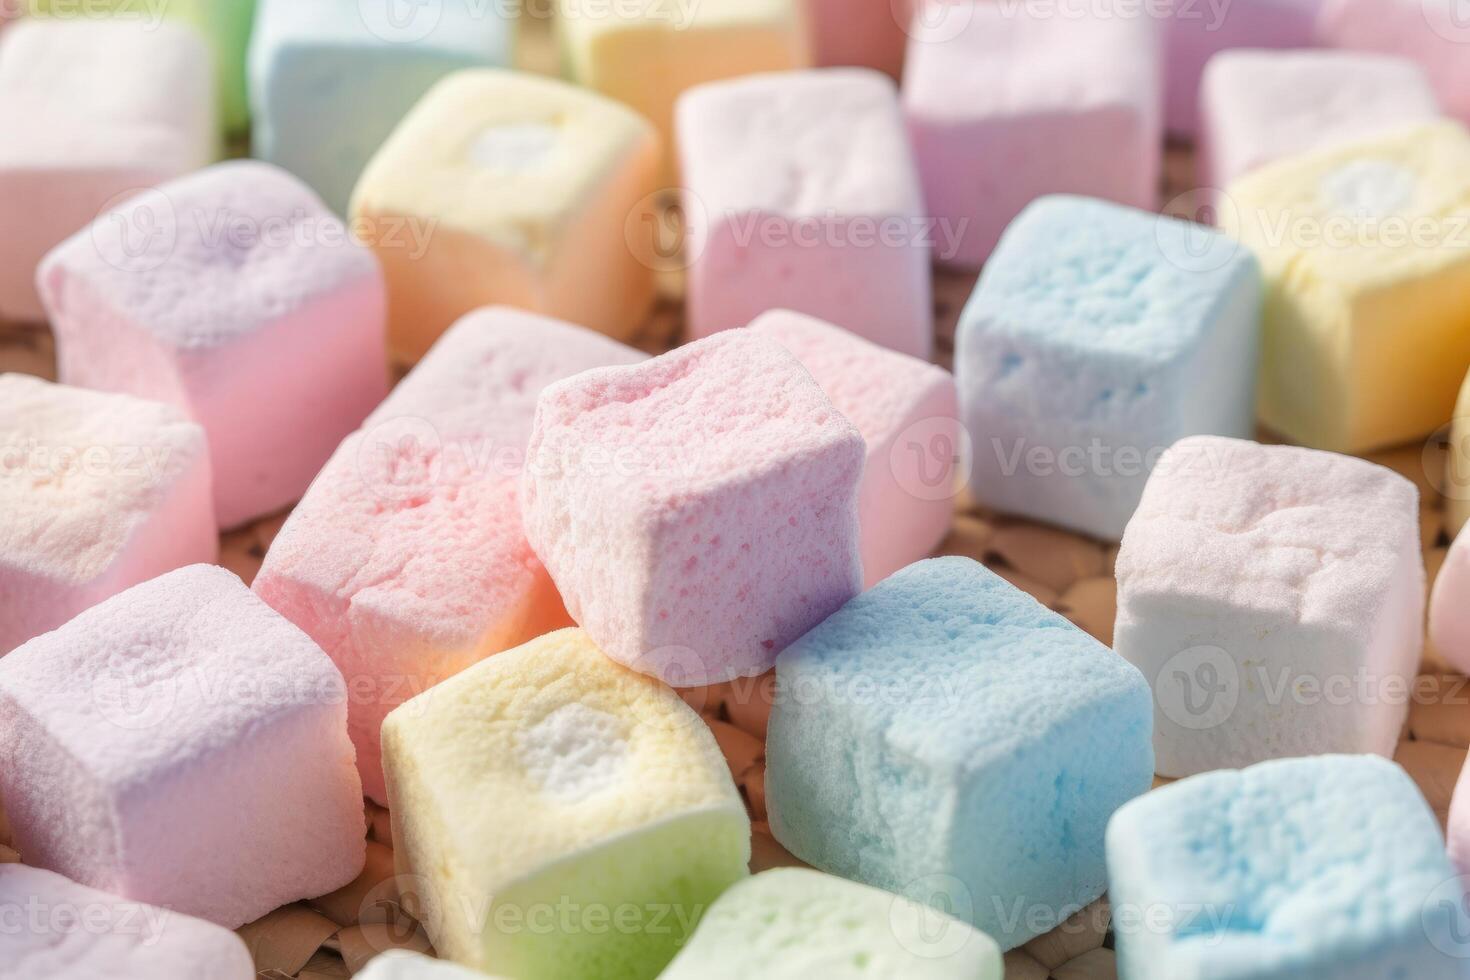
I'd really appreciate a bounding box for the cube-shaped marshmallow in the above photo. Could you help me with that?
[903,3,1161,268]
[0,375,215,654]
[0,565,366,928]
[39,160,388,529]
[0,18,215,321]
[1319,0,1470,126]
[680,69,932,358]
[803,0,912,77]
[358,952,502,980]
[250,0,511,215]
[351,70,660,362]
[254,307,645,804]
[1449,371,1470,538]
[1223,121,1470,452]
[380,628,750,978]
[521,331,865,686]
[748,310,959,586]
[1115,436,1424,778]
[955,196,1261,540]
[1109,756,1465,979]
[1430,528,1470,676]
[766,557,1154,950]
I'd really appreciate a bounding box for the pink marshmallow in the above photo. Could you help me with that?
[747,310,958,586]
[0,375,216,655]
[254,307,645,804]
[39,160,387,529]
[1430,530,1470,676]
[678,69,932,359]
[0,864,254,980]
[521,331,865,686]
[903,2,1161,268]
[1318,0,1470,127]
[0,565,366,929]
[804,0,914,77]
[0,19,215,322]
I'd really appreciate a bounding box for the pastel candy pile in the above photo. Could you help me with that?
[0,565,365,928]
[250,0,511,215]
[380,628,750,978]
[1115,436,1423,778]
[1223,121,1470,452]
[955,195,1261,540]
[0,18,215,321]
[678,69,933,358]
[1200,50,1440,189]
[352,70,660,361]
[1319,0,1470,126]
[357,951,502,980]
[0,375,215,654]
[748,310,959,586]
[1430,529,1470,676]
[766,557,1154,949]
[254,307,645,803]
[904,2,1161,268]
[520,331,865,687]
[660,868,1003,979]
[39,160,387,529]
[1108,755,1466,979]
[0,864,255,980]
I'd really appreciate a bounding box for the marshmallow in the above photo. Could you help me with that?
[357,951,501,980]
[250,0,511,215]
[679,69,932,358]
[1115,436,1423,778]
[1222,121,1470,452]
[351,70,660,362]
[1449,372,1470,538]
[0,565,365,928]
[803,0,911,77]
[955,196,1261,541]
[1430,529,1470,676]
[254,307,645,804]
[660,868,1003,979]
[1318,0,1470,127]
[520,331,865,687]
[39,160,388,529]
[1201,50,1440,189]
[766,557,1154,950]
[1108,755,1465,979]
[0,18,215,321]
[0,375,215,654]
[380,628,750,978]
[904,3,1161,268]
[747,310,959,586]
[0,864,254,980]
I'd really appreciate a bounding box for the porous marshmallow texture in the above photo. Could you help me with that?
[1430,528,1470,676]
[1318,0,1470,127]
[0,565,366,929]
[380,628,750,979]
[1115,436,1424,778]
[520,330,865,686]
[766,557,1154,950]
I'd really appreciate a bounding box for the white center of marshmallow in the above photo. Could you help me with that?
[468,123,560,172]
[517,702,628,802]
[1319,160,1417,219]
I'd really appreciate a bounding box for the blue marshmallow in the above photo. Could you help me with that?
[766,556,1154,950]
[954,195,1261,540]
[1107,755,1467,980]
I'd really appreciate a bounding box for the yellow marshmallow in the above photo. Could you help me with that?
[1447,369,1470,538]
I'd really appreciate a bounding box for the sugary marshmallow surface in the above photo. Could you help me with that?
[1430,529,1470,676]
[767,557,1154,950]
[0,864,254,980]
[255,307,645,803]
[380,628,750,979]
[357,951,503,980]
[1450,372,1470,538]
[660,868,1002,979]
[1201,50,1440,189]
[678,69,932,358]
[955,196,1261,540]
[1319,0,1470,126]
[903,3,1161,268]
[1223,121,1470,452]
[250,0,511,215]
[1115,437,1424,778]
[0,18,215,321]
[521,331,865,686]
[39,160,388,529]
[0,565,366,929]
[351,69,660,361]
[0,375,215,654]
[1108,756,1465,979]
[747,310,959,586]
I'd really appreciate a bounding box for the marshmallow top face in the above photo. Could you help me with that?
[253,0,511,63]
[560,0,797,35]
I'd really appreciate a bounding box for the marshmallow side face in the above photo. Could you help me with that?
[0,565,366,928]
[766,557,1154,951]
[1107,755,1464,979]
[1430,530,1470,676]
[380,628,750,978]
[1449,372,1470,538]
[1318,0,1470,127]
